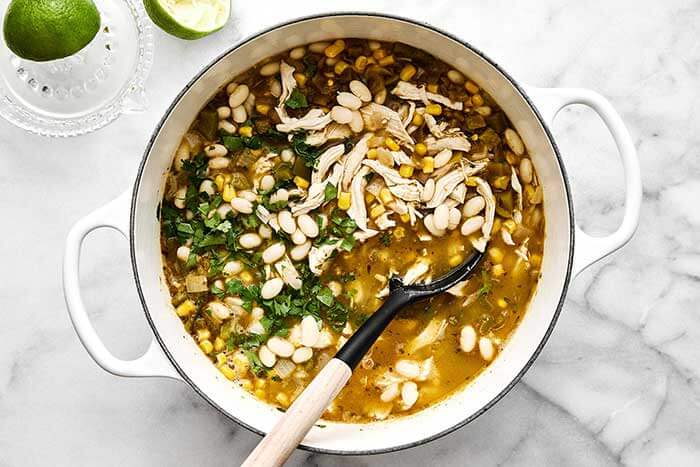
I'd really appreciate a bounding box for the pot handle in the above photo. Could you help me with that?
[526,87,642,277]
[63,191,181,380]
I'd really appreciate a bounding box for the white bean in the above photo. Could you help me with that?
[479,336,495,361]
[231,197,253,214]
[239,190,257,203]
[504,128,525,156]
[228,84,249,108]
[216,106,231,119]
[292,347,313,363]
[291,229,307,245]
[176,246,190,262]
[208,302,230,320]
[232,105,247,123]
[222,260,243,275]
[337,92,362,110]
[373,88,387,105]
[447,69,465,84]
[434,149,452,169]
[262,243,286,264]
[433,205,450,231]
[244,93,255,115]
[267,336,294,358]
[423,214,446,237]
[289,46,305,60]
[395,360,420,379]
[519,158,533,184]
[208,157,229,169]
[204,144,227,158]
[460,215,484,236]
[297,214,319,238]
[258,224,272,239]
[270,79,282,98]
[349,110,364,133]
[300,315,320,347]
[421,178,435,203]
[277,210,297,234]
[217,203,233,219]
[280,148,294,163]
[380,383,400,402]
[260,174,275,192]
[308,41,330,53]
[259,61,280,77]
[259,345,277,368]
[239,233,262,249]
[218,120,236,134]
[199,180,216,196]
[460,325,477,352]
[349,80,372,102]
[448,207,461,230]
[251,306,264,320]
[290,241,312,261]
[331,106,353,124]
[463,196,486,217]
[401,381,419,409]
[261,277,284,299]
[225,82,238,95]
[328,281,342,297]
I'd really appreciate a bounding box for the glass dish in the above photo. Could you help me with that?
[0,0,154,137]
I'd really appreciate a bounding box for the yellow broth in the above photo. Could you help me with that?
[160,38,545,422]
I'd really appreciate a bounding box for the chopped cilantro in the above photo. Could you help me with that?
[324,183,337,202]
[243,350,267,376]
[379,231,392,247]
[285,88,308,109]
[291,133,322,168]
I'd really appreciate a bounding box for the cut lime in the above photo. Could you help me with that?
[3,0,101,62]
[143,0,230,40]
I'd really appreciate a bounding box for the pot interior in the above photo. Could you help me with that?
[131,14,573,454]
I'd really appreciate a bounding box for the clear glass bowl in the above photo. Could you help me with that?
[0,0,154,137]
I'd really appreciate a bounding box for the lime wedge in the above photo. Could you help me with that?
[3,0,101,62]
[144,0,230,40]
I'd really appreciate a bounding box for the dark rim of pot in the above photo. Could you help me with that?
[129,11,575,457]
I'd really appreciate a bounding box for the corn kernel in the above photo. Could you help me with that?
[214,174,225,191]
[369,203,386,219]
[449,254,464,267]
[255,103,270,115]
[531,254,542,268]
[400,64,417,81]
[224,174,232,183]
[199,339,214,354]
[294,176,310,189]
[384,137,400,151]
[334,61,350,75]
[427,83,439,93]
[399,164,414,178]
[394,226,406,238]
[240,270,253,283]
[497,298,508,308]
[414,142,427,156]
[222,183,235,202]
[503,219,516,233]
[425,104,442,116]
[365,192,375,204]
[255,389,265,399]
[216,353,227,366]
[276,392,290,407]
[293,72,307,87]
[338,192,352,210]
[324,39,345,58]
[176,300,196,317]
[214,337,225,352]
[399,213,411,223]
[492,264,505,277]
[255,378,266,389]
[471,94,484,106]
[197,328,211,341]
[489,247,504,264]
[422,157,434,174]
[465,80,480,94]
[411,112,424,126]
[239,126,253,137]
[378,55,395,66]
[240,379,253,391]
[372,48,387,60]
[354,55,368,72]
[379,188,393,204]
[218,364,236,380]
[367,148,378,159]
[492,218,502,234]
[465,176,478,187]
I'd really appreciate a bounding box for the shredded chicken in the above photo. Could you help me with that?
[426,169,464,208]
[347,166,371,231]
[375,211,396,230]
[312,144,345,184]
[275,255,302,289]
[391,150,415,167]
[403,260,430,285]
[305,123,352,146]
[401,101,416,128]
[360,103,414,149]
[511,166,523,213]
[278,61,296,106]
[391,81,463,110]
[291,163,342,216]
[470,177,496,252]
[341,132,372,190]
[276,108,332,133]
[426,135,472,154]
[424,113,446,138]
[308,239,342,275]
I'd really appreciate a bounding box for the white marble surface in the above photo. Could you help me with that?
[1,0,698,465]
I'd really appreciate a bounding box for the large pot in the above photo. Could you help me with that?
[63,13,641,455]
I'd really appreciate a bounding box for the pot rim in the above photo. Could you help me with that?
[129,11,575,456]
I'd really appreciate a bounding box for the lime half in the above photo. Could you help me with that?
[3,0,101,62]
[144,0,230,40]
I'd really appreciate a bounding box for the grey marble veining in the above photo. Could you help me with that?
[1,0,698,465]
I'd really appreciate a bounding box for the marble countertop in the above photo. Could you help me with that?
[1,0,698,465]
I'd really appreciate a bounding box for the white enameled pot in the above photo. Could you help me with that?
[63,13,641,455]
